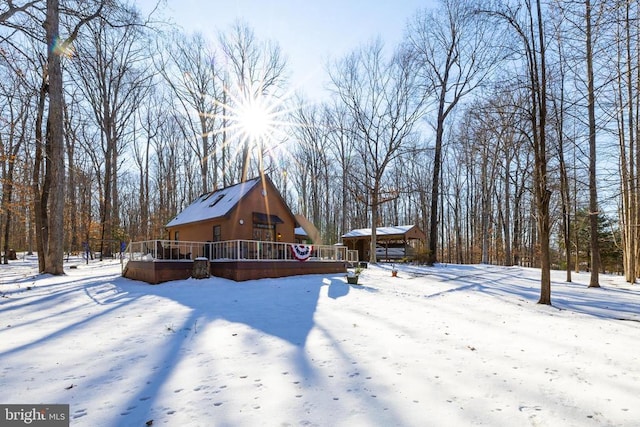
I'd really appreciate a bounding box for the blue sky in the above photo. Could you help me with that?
[142,0,436,98]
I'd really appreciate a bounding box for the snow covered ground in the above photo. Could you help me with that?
[1,255,639,426]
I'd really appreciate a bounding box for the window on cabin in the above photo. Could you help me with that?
[174,231,179,241]
[213,225,221,242]
[209,194,225,207]
[251,212,283,242]
[252,224,275,241]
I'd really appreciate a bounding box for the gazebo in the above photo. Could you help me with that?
[341,225,426,261]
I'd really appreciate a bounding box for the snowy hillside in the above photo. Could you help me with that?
[1,256,638,426]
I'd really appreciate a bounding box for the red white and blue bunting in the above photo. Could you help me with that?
[290,244,313,261]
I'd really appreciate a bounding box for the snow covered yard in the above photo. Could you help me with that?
[1,256,639,427]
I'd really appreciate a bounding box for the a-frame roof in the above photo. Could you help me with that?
[166,177,262,228]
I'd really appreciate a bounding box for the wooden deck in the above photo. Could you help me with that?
[123,259,347,284]
[123,260,195,285]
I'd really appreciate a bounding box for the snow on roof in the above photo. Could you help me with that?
[166,177,261,228]
[341,225,415,238]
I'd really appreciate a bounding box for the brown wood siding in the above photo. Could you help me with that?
[166,179,296,243]
[170,220,225,242]
[405,226,426,240]
[124,260,346,283]
[123,261,194,284]
[210,260,346,281]
[228,181,295,242]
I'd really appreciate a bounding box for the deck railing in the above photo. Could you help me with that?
[126,240,358,264]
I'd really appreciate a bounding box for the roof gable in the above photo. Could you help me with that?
[166,177,261,228]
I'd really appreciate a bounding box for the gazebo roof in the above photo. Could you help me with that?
[342,225,421,239]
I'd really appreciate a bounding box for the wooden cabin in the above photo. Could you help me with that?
[165,175,296,244]
[123,176,353,283]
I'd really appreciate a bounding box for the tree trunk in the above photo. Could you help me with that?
[64,106,78,253]
[100,144,113,260]
[32,66,48,271]
[480,143,490,264]
[534,0,551,304]
[635,3,640,282]
[1,162,12,264]
[503,152,513,267]
[42,0,66,275]
[369,186,379,264]
[111,128,120,244]
[427,114,445,265]
[585,0,601,287]
[200,130,209,191]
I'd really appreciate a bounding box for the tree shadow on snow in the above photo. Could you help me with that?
[419,264,640,321]
[140,274,326,347]
[106,273,332,424]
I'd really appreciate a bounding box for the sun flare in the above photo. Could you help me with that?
[206,81,309,180]
[237,97,273,141]
[215,86,295,158]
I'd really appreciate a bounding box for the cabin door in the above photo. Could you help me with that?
[253,225,276,259]
[253,226,274,242]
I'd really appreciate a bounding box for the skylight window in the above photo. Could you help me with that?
[209,194,225,207]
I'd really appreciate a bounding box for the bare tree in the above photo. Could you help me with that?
[609,0,640,283]
[290,100,328,234]
[1,0,106,273]
[406,0,501,265]
[43,0,66,274]
[330,39,426,263]
[486,0,553,304]
[71,8,152,258]
[218,21,287,182]
[0,53,30,263]
[324,100,359,238]
[456,86,531,267]
[548,1,574,282]
[132,85,166,240]
[465,104,503,264]
[63,92,82,255]
[157,31,221,192]
[0,1,40,24]
[584,0,601,287]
